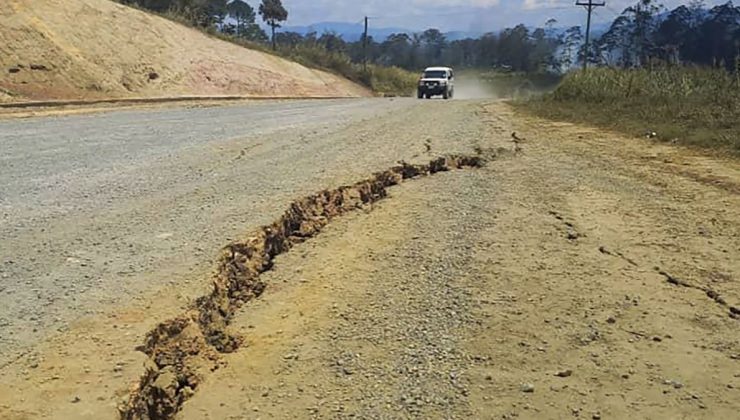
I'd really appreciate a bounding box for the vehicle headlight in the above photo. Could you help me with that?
[440,80,447,85]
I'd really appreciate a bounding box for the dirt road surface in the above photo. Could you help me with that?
[1,99,738,419]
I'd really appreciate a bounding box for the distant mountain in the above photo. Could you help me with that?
[281,22,409,42]
[444,31,485,41]
[281,22,485,42]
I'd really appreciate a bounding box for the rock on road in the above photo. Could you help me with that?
[1,99,739,419]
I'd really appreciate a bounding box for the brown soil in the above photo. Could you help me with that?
[0,0,369,102]
[179,104,740,419]
[120,156,483,420]
[0,101,738,419]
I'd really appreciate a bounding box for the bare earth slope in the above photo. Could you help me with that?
[0,0,369,102]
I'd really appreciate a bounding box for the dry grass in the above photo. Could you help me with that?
[213,39,418,97]
[521,67,740,154]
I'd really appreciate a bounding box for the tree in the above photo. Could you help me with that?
[318,32,347,53]
[692,2,740,70]
[654,5,696,64]
[379,33,412,67]
[477,33,499,67]
[228,0,255,33]
[227,0,267,42]
[419,29,447,65]
[624,0,664,66]
[276,31,305,48]
[557,26,583,71]
[241,23,269,43]
[498,25,532,71]
[598,15,636,67]
[208,0,228,26]
[259,0,288,50]
[121,0,226,27]
[529,28,557,72]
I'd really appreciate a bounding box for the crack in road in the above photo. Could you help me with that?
[657,269,739,320]
[119,155,485,420]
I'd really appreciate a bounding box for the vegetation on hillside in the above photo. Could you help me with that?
[117,0,739,108]
[522,67,740,153]
[280,44,417,96]
[519,1,740,154]
[118,0,415,95]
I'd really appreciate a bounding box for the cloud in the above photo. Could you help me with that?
[522,0,563,11]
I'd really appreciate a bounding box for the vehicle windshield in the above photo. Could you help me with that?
[423,70,448,79]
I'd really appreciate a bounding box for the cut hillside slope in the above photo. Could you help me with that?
[0,0,370,102]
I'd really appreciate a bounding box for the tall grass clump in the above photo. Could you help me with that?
[358,66,418,97]
[524,66,740,153]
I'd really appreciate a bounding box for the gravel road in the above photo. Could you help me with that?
[0,98,482,368]
[1,99,739,420]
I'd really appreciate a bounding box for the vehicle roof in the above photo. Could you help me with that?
[424,67,453,72]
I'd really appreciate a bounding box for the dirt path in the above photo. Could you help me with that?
[1,101,738,419]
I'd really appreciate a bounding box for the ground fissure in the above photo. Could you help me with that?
[119,155,484,420]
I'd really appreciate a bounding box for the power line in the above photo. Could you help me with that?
[576,0,606,70]
[363,16,369,71]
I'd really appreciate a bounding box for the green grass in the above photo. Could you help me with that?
[356,65,418,97]
[520,67,740,153]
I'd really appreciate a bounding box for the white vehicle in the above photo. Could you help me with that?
[417,67,455,100]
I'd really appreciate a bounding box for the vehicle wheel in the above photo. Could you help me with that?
[443,89,449,100]
[449,89,454,99]
[417,91,423,99]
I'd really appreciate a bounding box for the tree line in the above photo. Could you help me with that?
[121,0,739,73]
[595,0,740,71]
[118,0,287,48]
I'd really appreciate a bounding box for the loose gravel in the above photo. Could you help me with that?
[0,98,484,367]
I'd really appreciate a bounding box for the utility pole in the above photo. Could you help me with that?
[363,16,369,72]
[576,0,605,70]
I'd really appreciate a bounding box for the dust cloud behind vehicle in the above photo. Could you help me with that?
[452,70,561,100]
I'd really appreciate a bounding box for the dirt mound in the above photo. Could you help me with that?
[0,0,369,102]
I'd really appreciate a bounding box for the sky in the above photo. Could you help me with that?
[265,0,729,32]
